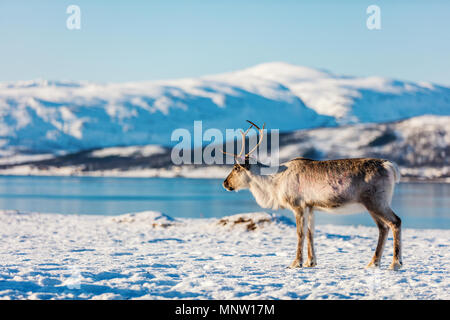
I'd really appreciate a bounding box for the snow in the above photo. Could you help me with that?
[0,153,54,165]
[0,164,231,179]
[0,210,448,300]
[89,145,166,158]
[1,62,449,154]
[110,211,177,227]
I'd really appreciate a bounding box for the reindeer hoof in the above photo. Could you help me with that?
[389,261,403,271]
[287,260,302,269]
[366,261,380,269]
[304,260,317,267]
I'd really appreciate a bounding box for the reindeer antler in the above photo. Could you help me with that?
[220,120,265,160]
[244,120,265,157]
[220,121,254,158]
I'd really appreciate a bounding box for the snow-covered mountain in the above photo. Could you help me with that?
[1,62,449,155]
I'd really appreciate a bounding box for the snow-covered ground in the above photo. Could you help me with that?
[0,210,448,300]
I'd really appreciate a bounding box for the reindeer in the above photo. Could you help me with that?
[222,121,403,270]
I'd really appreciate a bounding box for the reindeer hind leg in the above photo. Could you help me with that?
[366,211,389,268]
[383,208,402,270]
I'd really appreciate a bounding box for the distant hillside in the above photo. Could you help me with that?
[1,115,448,181]
[1,62,449,156]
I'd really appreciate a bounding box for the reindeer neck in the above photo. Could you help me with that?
[248,172,280,209]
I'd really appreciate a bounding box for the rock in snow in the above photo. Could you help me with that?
[217,212,295,231]
[109,211,178,228]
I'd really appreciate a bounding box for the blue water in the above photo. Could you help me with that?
[0,176,449,229]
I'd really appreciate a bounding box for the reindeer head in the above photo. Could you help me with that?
[222,121,265,191]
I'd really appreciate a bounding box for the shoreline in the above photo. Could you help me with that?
[0,171,449,183]
[2,210,449,230]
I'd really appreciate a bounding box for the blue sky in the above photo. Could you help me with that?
[1,0,449,85]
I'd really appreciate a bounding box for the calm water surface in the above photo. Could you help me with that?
[0,176,449,229]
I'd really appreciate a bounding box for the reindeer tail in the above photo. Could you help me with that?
[383,160,401,183]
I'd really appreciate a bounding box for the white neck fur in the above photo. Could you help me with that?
[248,173,280,210]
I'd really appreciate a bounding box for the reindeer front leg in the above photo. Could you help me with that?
[304,207,317,267]
[288,207,306,268]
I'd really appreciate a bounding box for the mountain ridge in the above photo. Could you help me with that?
[1,62,449,156]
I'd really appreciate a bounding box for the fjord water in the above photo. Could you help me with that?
[0,176,448,229]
